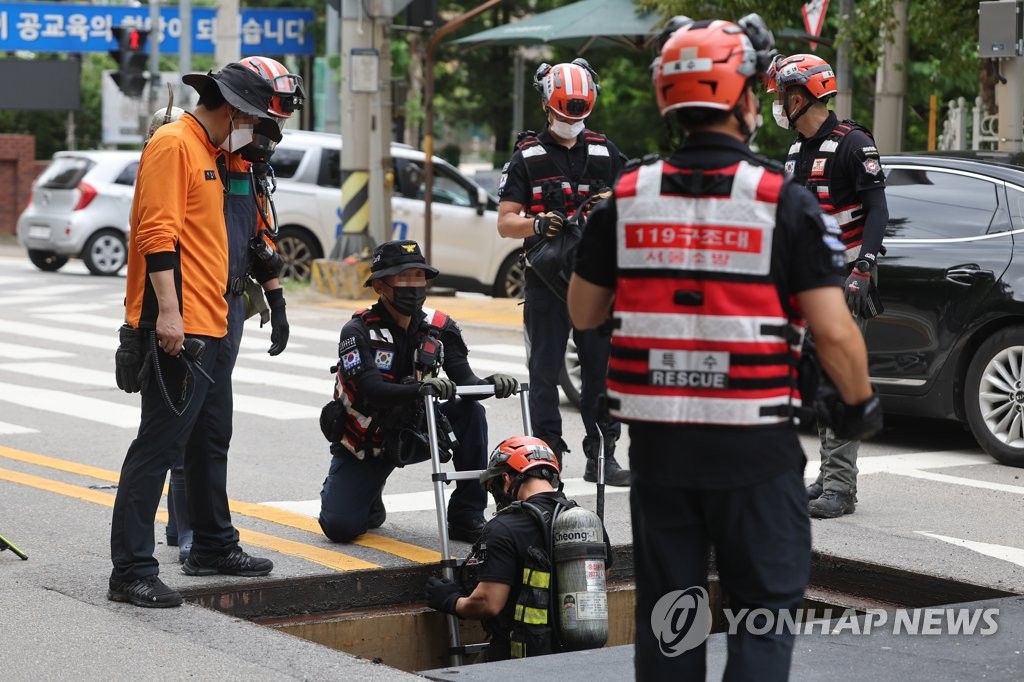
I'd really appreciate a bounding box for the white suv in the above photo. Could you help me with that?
[269,130,525,297]
[16,150,139,275]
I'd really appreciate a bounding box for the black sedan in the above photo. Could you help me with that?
[868,153,1024,467]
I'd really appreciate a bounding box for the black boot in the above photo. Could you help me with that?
[582,436,631,487]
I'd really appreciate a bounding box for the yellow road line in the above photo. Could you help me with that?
[0,445,440,564]
[0,465,377,571]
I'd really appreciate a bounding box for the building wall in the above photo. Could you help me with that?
[0,135,40,235]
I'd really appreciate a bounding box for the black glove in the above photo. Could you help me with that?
[844,268,875,319]
[250,236,284,283]
[425,576,462,616]
[816,386,883,441]
[533,210,565,238]
[485,373,518,399]
[265,287,289,356]
[115,324,148,394]
[419,377,456,400]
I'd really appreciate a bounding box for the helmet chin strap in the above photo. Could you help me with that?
[784,95,815,131]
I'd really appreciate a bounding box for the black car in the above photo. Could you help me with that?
[866,153,1024,467]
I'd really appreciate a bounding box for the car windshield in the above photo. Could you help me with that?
[38,157,94,190]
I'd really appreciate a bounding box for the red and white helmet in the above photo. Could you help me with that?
[238,56,305,118]
[652,15,775,115]
[534,60,599,120]
[769,54,837,100]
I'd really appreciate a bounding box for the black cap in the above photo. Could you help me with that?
[364,240,439,286]
[182,63,275,118]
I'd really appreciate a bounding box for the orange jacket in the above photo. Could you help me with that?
[124,114,249,337]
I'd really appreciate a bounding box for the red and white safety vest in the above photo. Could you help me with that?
[608,158,805,426]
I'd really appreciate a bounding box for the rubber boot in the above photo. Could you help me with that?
[169,467,193,563]
[582,435,631,487]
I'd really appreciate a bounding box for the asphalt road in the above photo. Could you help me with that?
[0,249,1022,677]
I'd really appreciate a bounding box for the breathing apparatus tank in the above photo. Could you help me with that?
[552,505,608,650]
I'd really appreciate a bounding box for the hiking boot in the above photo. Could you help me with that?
[448,516,485,544]
[806,482,823,501]
[108,575,183,608]
[182,548,273,577]
[367,493,387,530]
[583,455,631,486]
[582,435,631,486]
[808,490,856,519]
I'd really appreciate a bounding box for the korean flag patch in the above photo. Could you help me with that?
[342,348,361,371]
[374,349,394,370]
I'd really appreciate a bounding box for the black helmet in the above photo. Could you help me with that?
[182,63,275,118]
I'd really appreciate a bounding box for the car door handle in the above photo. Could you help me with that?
[944,264,993,286]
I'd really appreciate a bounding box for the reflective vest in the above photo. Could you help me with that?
[608,158,805,426]
[516,130,614,218]
[786,120,871,263]
[333,306,451,458]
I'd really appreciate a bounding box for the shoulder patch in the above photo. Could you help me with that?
[863,158,882,175]
[374,349,394,370]
[784,160,796,176]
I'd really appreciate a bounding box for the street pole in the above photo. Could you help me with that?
[872,0,908,153]
[423,0,503,264]
[179,0,192,104]
[148,0,161,120]
[215,0,240,69]
[833,0,854,120]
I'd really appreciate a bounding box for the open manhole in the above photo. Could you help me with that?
[181,547,1014,675]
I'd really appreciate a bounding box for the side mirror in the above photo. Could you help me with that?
[476,186,488,216]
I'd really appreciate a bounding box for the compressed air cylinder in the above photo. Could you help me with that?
[553,505,609,650]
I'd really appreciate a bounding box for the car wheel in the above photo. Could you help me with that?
[964,326,1024,467]
[82,229,127,276]
[523,325,582,409]
[494,252,526,299]
[276,226,320,281]
[27,250,68,272]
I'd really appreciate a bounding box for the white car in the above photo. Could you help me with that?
[269,129,525,297]
[16,150,139,275]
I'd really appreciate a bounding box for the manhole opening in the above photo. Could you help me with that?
[181,548,1014,675]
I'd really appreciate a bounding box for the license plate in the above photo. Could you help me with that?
[28,225,51,239]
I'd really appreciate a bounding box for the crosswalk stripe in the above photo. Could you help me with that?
[0,342,72,360]
[0,381,139,428]
[472,343,528,358]
[0,421,36,435]
[4,320,116,350]
[233,366,329,395]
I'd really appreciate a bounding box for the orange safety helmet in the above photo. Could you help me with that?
[479,436,560,486]
[769,54,837,101]
[238,56,305,118]
[652,15,775,115]
[534,60,599,120]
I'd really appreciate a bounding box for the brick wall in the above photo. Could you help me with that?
[0,136,39,236]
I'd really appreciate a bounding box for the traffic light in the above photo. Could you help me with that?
[109,27,150,98]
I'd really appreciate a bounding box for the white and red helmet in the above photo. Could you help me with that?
[534,60,599,120]
[238,56,305,118]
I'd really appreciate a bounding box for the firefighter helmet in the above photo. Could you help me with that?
[770,53,837,101]
[480,436,560,485]
[652,15,775,115]
[534,60,599,120]
[238,56,305,117]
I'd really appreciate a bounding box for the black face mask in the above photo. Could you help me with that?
[387,284,427,316]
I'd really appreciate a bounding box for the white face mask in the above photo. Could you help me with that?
[550,119,585,139]
[772,102,791,130]
[219,117,254,153]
